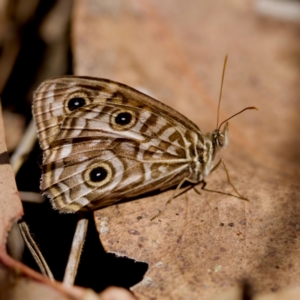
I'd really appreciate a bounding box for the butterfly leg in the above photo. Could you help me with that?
[150,177,198,221]
[194,159,248,201]
[218,159,248,200]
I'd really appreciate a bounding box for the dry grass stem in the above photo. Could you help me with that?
[18,220,54,281]
[63,214,89,286]
[19,191,45,203]
[10,119,36,174]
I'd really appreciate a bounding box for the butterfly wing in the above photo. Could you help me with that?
[33,76,203,212]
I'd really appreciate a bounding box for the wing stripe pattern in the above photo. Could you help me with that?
[33,76,201,212]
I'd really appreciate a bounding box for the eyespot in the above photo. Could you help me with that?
[68,97,86,111]
[65,92,90,113]
[111,109,137,130]
[90,166,107,182]
[115,112,132,125]
[84,162,113,188]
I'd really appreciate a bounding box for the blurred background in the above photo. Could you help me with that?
[1,0,300,294]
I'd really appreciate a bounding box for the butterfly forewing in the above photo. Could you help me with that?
[33,76,202,212]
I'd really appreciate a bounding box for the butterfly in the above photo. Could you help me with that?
[32,75,256,214]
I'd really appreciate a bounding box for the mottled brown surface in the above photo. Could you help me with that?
[72,0,300,299]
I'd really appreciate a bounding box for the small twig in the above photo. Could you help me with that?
[63,214,89,286]
[10,119,37,174]
[18,220,54,281]
[19,191,45,203]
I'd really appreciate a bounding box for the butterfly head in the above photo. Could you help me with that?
[212,121,229,150]
[195,126,227,179]
[212,106,258,155]
[198,122,229,177]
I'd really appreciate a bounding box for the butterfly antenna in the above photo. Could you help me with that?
[218,106,258,131]
[216,55,228,129]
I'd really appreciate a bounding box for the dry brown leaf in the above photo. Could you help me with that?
[72,0,300,299]
[2,110,25,152]
[100,287,137,300]
[0,104,23,250]
[254,286,300,300]
[210,285,243,300]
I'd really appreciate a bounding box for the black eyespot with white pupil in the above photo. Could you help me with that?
[115,112,132,126]
[68,97,86,111]
[89,167,107,182]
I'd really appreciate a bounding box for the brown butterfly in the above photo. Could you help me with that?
[33,73,256,213]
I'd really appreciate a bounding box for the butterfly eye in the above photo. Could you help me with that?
[218,135,225,146]
[111,109,137,130]
[84,162,113,187]
[115,112,132,125]
[68,97,86,111]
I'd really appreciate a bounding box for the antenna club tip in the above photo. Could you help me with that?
[249,106,259,110]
